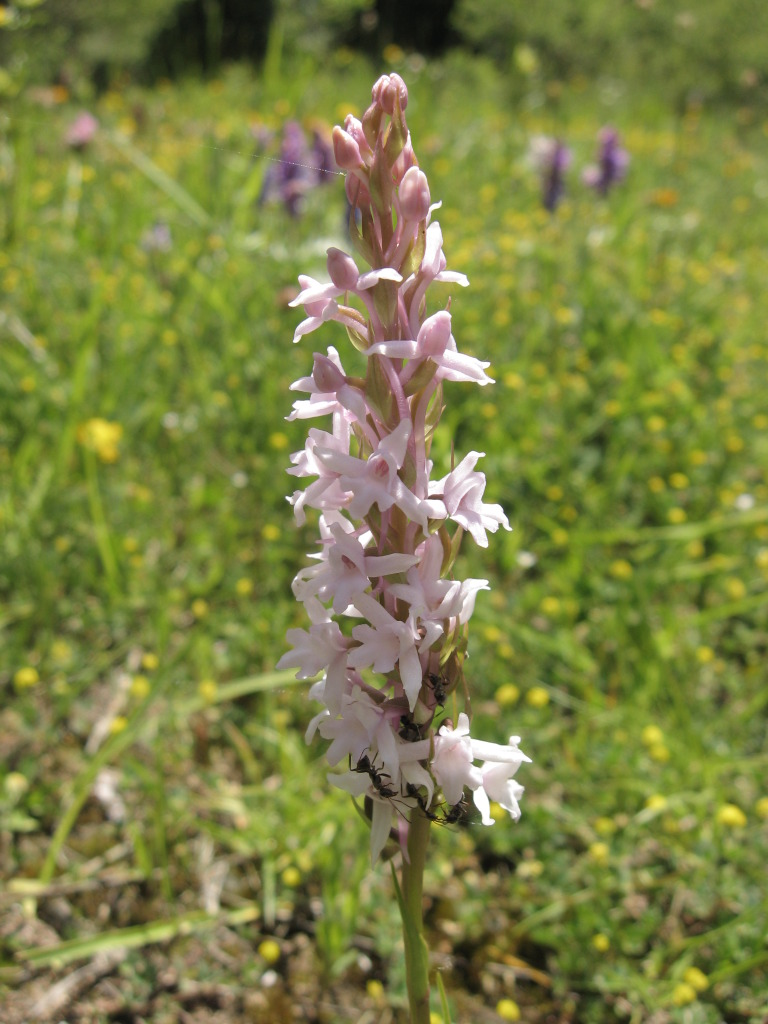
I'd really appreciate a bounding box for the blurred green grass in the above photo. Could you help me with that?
[1,51,768,1022]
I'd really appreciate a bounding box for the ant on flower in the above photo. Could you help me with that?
[404,783,439,821]
[399,715,422,742]
[351,753,398,799]
[441,799,469,825]
[428,672,447,706]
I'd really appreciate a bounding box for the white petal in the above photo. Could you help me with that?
[370,800,394,863]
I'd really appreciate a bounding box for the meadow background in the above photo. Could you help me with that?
[1,1,767,1022]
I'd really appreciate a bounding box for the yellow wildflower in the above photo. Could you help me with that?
[717,803,747,828]
[77,418,123,463]
[14,666,39,689]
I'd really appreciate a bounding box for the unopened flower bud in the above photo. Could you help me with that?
[344,116,371,155]
[345,173,371,209]
[371,75,390,108]
[399,166,431,222]
[392,135,415,184]
[327,247,360,291]
[372,73,408,115]
[332,125,364,170]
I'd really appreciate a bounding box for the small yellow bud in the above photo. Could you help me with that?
[130,675,151,699]
[539,596,560,616]
[235,577,254,596]
[683,967,709,992]
[526,686,550,708]
[482,624,503,643]
[641,724,664,747]
[77,418,123,463]
[141,652,159,671]
[109,716,128,735]
[366,979,385,1002]
[281,866,301,887]
[198,679,218,704]
[268,432,289,451]
[258,938,281,964]
[672,982,697,1006]
[504,372,524,390]
[588,842,610,865]
[496,999,521,1021]
[14,666,40,689]
[191,598,209,619]
[592,933,610,952]
[717,803,747,828]
[755,796,768,820]
[594,817,616,836]
[495,683,520,706]
[609,559,633,580]
[645,794,668,812]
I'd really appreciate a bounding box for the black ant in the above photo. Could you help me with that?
[399,716,422,742]
[441,799,469,825]
[351,753,398,799]
[404,783,439,820]
[428,672,447,706]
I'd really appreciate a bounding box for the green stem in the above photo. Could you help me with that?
[400,807,432,1024]
[83,446,120,600]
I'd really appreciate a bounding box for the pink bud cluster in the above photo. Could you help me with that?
[278,74,529,861]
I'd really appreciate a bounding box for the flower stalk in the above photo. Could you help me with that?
[279,73,530,1019]
[400,807,432,1024]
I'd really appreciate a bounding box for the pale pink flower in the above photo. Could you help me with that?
[316,419,430,528]
[293,521,418,612]
[368,310,493,387]
[428,451,511,547]
[432,715,483,805]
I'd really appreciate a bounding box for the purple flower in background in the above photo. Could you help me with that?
[530,135,572,212]
[582,127,629,195]
[309,128,337,185]
[141,221,172,253]
[65,111,98,150]
[259,121,337,217]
